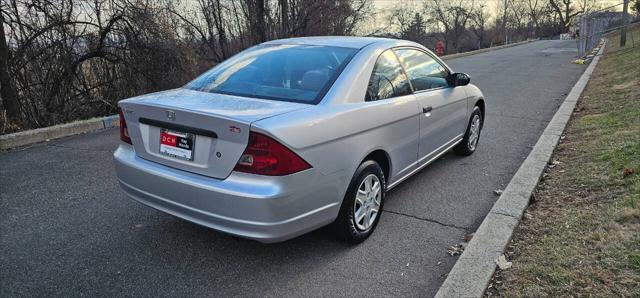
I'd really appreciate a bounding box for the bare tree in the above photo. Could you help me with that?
[526,0,549,36]
[246,0,267,44]
[400,13,430,45]
[501,0,509,43]
[549,0,602,32]
[427,0,474,53]
[0,0,375,130]
[2,0,198,128]
[510,0,530,39]
[391,3,419,35]
[469,3,488,49]
[279,0,289,37]
[0,11,20,125]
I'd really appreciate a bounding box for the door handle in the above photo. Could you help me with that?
[423,106,433,114]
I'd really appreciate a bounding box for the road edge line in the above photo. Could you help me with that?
[0,114,118,150]
[435,41,606,298]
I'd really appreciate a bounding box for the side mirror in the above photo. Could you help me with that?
[450,73,471,86]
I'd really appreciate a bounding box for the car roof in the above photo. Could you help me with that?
[261,36,407,49]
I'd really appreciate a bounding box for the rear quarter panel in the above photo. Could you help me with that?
[253,95,420,201]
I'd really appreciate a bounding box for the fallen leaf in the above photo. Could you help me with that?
[463,233,474,242]
[447,243,465,256]
[622,168,635,178]
[530,193,538,203]
[495,255,512,270]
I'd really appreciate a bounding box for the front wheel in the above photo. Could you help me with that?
[454,106,483,156]
[332,160,386,244]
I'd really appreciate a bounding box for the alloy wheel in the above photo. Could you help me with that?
[468,114,481,151]
[353,174,382,231]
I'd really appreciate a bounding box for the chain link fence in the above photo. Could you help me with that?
[575,5,638,57]
[577,12,619,56]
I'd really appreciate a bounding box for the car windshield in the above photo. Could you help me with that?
[185,44,357,104]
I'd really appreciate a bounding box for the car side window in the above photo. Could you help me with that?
[394,48,450,92]
[365,50,412,101]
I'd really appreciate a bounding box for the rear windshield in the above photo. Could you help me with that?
[185,44,357,104]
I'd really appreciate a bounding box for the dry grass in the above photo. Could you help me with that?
[487,26,640,297]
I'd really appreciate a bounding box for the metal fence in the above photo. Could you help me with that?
[576,12,625,56]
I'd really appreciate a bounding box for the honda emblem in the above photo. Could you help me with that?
[166,110,176,121]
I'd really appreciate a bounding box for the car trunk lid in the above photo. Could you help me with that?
[119,88,309,179]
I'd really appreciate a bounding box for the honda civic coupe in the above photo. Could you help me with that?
[114,36,485,243]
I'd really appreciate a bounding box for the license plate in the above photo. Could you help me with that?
[159,129,195,161]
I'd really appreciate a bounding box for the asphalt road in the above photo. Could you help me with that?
[1,40,586,297]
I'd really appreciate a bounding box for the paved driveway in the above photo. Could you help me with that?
[0,40,585,296]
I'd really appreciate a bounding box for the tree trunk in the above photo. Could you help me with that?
[255,0,267,43]
[279,0,289,37]
[564,1,571,27]
[502,0,508,44]
[0,19,21,124]
[213,0,229,59]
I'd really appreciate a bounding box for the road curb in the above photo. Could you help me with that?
[435,41,606,298]
[0,115,119,150]
[441,39,539,61]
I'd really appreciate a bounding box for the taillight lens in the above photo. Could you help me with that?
[117,107,132,144]
[234,132,311,176]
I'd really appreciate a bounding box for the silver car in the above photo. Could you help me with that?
[114,37,485,243]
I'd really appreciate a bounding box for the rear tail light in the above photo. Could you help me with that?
[234,132,311,176]
[117,107,132,144]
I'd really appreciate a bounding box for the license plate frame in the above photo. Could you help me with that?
[159,128,195,161]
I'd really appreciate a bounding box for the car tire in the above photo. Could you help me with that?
[331,160,386,244]
[454,106,483,156]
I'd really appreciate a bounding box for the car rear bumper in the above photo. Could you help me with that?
[113,144,344,243]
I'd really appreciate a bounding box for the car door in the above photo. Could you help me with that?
[364,50,420,182]
[393,48,468,165]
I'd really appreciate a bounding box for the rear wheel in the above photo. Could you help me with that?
[332,160,385,244]
[454,106,483,156]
